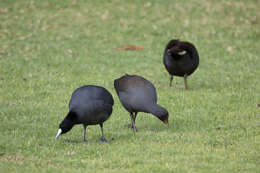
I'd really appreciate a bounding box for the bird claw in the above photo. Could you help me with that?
[99,137,108,143]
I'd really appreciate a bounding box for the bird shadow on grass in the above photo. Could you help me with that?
[177,82,214,91]
[62,137,117,144]
[156,81,214,92]
[63,138,86,144]
[143,118,208,133]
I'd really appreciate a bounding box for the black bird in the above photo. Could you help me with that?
[114,74,169,132]
[55,85,114,142]
[163,39,199,89]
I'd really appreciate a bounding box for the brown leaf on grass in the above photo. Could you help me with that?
[115,45,144,51]
[258,104,260,107]
[0,8,8,14]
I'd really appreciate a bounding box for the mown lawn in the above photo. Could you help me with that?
[0,0,259,172]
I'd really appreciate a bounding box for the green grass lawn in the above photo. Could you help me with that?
[0,0,259,172]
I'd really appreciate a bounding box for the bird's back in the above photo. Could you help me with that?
[69,85,114,125]
[114,74,157,113]
[69,85,113,108]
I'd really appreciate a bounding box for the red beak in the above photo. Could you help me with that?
[163,117,169,127]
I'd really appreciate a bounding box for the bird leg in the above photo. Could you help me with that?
[130,112,138,133]
[99,123,108,142]
[169,75,173,87]
[184,74,188,89]
[128,112,138,127]
[133,112,138,123]
[82,124,87,141]
[127,112,137,129]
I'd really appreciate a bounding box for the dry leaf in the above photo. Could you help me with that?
[116,45,144,51]
[0,8,8,14]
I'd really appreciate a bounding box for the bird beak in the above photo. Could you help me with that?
[55,129,62,139]
[163,118,169,127]
[178,50,186,55]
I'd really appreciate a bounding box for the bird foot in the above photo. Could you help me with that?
[99,137,108,143]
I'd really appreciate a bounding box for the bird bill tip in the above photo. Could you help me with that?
[163,119,169,127]
[55,129,62,139]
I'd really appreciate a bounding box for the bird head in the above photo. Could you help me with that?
[161,113,169,127]
[167,48,187,57]
[153,106,169,127]
[55,113,75,139]
[163,114,169,126]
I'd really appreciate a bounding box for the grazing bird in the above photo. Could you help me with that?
[163,39,199,89]
[55,85,114,142]
[114,74,169,132]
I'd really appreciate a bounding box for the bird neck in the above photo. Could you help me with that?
[149,104,168,121]
[58,111,77,134]
[66,111,77,123]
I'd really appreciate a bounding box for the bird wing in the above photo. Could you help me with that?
[70,100,113,124]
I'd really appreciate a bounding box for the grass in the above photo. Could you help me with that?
[0,0,259,172]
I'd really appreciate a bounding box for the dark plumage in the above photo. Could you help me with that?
[163,39,199,89]
[114,74,169,132]
[55,85,114,142]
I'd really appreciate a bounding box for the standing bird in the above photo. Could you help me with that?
[55,85,114,142]
[114,74,169,132]
[163,39,199,89]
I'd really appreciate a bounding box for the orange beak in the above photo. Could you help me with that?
[163,117,169,127]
